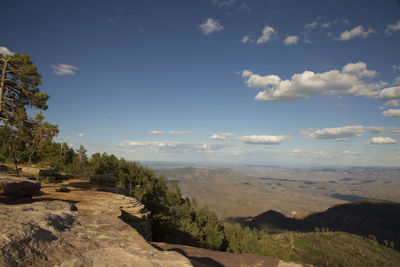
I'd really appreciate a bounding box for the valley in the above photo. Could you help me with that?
[152,165,400,220]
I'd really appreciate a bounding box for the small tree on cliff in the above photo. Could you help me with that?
[0,51,49,174]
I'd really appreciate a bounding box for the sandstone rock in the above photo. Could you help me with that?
[0,199,192,267]
[38,180,152,241]
[0,174,41,198]
[90,174,117,187]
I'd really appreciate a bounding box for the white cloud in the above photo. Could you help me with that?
[242,62,382,102]
[364,126,386,133]
[365,137,398,145]
[149,130,165,135]
[304,21,319,30]
[235,135,291,145]
[210,132,234,140]
[380,100,399,110]
[382,109,400,117]
[0,46,14,56]
[51,64,79,76]
[379,86,400,100]
[169,130,192,135]
[301,125,384,140]
[118,140,228,153]
[241,35,253,44]
[342,62,376,78]
[391,128,400,135]
[283,35,298,45]
[77,133,85,137]
[385,20,400,35]
[291,148,302,153]
[245,74,281,88]
[394,77,400,85]
[256,26,277,44]
[199,18,223,34]
[241,69,253,77]
[321,22,331,28]
[339,26,374,41]
[340,149,361,155]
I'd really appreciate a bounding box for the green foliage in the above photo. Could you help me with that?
[115,159,226,250]
[224,223,400,266]
[0,52,48,124]
[91,152,119,177]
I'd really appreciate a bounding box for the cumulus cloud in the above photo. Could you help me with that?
[241,62,384,102]
[169,130,192,135]
[199,18,223,34]
[241,35,253,44]
[379,100,399,110]
[77,133,85,137]
[385,20,400,35]
[339,26,374,41]
[283,35,298,45]
[241,69,253,77]
[235,135,291,145]
[210,132,234,140]
[118,140,228,153]
[51,64,79,76]
[382,109,400,117]
[291,148,302,153]
[302,19,345,43]
[365,137,398,145]
[304,21,319,30]
[364,126,386,133]
[256,26,277,44]
[340,149,361,155]
[342,62,377,78]
[301,125,384,140]
[379,86,400,100]
[0,46,14,56]
[149,130,165,135]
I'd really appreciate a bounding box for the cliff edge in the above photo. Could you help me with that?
[0,175,192,266]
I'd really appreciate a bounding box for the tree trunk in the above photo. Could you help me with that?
[9,142,19,177]
[0,59,8,113]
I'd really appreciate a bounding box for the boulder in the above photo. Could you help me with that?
[90,174,117,187]
[0,175,41,198]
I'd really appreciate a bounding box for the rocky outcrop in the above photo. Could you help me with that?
[0,199,192,266]
[31,179,152,241]
[0,174,41,199]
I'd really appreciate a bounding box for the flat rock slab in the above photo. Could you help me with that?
[0,175,41,198]
[0,200,192,267]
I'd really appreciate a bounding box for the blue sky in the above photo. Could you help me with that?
[1,0,400,167]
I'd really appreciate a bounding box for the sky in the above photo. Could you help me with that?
[1,0,400,167]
